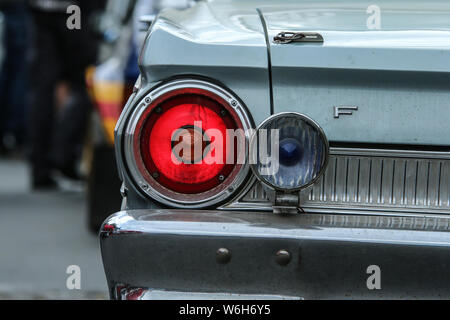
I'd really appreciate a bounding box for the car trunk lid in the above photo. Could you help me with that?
[259,1,450,145]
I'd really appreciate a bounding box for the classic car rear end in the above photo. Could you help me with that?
[100,0,450,299]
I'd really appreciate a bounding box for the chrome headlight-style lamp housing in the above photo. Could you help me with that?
[250,112,329,193]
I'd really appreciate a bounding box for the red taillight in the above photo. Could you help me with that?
[126,81,252,207]
[140,93,237,194]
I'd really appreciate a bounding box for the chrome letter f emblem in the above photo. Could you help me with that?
[334,106,358,118]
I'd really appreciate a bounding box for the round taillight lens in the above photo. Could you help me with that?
[124,80,252,207]
[141,93,237,194]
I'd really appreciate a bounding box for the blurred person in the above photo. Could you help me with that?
[28,0,105,189]
[0,0,30,155]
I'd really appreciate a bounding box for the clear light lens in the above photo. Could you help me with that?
[252,113,328,191]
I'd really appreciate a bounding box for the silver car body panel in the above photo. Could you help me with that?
[115,0,450,210]
[136,0,272,126]
[126,0,450,145]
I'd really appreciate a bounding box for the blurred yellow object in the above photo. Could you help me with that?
[93,81,125,105]
[103,118,118,144]
[85,64,134,146]
[85,67,125,145]
[93,81,124,145]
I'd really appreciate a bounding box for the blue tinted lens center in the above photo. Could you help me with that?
[279,138,302,166]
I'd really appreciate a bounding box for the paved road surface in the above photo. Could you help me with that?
[0,158,109,299]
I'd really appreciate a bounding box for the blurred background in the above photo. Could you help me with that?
[0,0,192,299]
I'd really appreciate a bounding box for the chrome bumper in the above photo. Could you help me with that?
[100,210,450,299]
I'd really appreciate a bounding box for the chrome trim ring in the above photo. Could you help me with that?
[123,79,253,208]
[249,112,330,192]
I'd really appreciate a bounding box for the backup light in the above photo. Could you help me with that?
[250,112,329,192]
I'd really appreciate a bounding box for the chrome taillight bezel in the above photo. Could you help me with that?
[123,79,253,208]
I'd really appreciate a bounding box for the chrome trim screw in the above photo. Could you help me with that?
[276,250,291,266]
[216,248,231,264]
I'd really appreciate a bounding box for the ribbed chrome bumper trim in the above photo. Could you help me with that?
[223,148,450,215]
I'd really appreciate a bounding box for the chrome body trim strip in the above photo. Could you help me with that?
[117,288,302,300]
